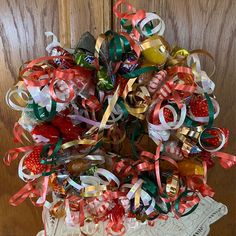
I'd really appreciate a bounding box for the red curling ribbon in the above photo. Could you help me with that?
[9,181,37,206]
[154,145,181,203]
[177,194,200,216]
[113,0,146,39]
[113,0,136,19]
[186,176,215,197]
[32,175,50,207]
[49,77,75,103]
[106,201,125,236]
[54,69,75,80]
[151,100,162,124]
[4,145,34,166]
[115,159,135,177]
[82,95,102,111]
[13,122,25,144]
[49,68,78,103]
[148,65,195,108]
[154,143,163,193]
[120,32,141,58]
[79,200,85,227]
[20,56,76,87]
[22,69,51,87]
[172,191,200,219]
[26,56,73,68]
[214,152,236,168]
[167,66,192,76]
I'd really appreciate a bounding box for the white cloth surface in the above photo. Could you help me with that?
[37,196,227,236]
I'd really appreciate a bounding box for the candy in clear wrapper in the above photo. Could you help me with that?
[141,35,169,66]
[119,53,139,74]
[97,67,114,90]
[50,46,75,68]
[75,52,98,69]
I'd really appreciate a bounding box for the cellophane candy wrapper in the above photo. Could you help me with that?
[4,0,236,235]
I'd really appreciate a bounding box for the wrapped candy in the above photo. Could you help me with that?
[49,46,75,68]
[141,35,169,66]
[4,1,236,235]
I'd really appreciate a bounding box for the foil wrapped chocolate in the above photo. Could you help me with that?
[50,46,75,68]
[119,53,139,74]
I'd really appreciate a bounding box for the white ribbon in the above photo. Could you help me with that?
[45,31,61,53]
[139,12,165,36]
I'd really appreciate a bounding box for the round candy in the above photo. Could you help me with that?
[141,35,169,66]
[24,146,45,174]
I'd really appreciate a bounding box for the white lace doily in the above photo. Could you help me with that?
[37,196,227,236]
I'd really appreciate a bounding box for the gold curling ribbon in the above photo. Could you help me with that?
[122,77,137,99]
[123,81,150,120]
[61,138,97,150]
[81,185,107,198]
[95,33,106,58]
[98,85,120,133]
[62,86,120,150]
[189,49,216,77]
[140,36,169,52]
[134,186,141,210]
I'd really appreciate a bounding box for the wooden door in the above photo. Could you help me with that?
[0,1,235,235]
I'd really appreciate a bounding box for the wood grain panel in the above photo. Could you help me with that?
[0,0,235,235]
[0,1,111,235]
[0,0,59,235]
[113,1,236,235]
[59,0,112,48]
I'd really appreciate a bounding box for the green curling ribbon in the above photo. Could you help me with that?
[42,171,54,177]
[33,99,57,121]
[117,98,129,119]
[142,177,157,196]
[143,21,154,36]
[40,136,62,165]
[174,190,199,217]
[155,191,171,214]
[97,67,114,90]
[120,19,132,34]
[204,93,214,128]
[122,66,157,79]
[184,116,200,127]
[107,31,131,62]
